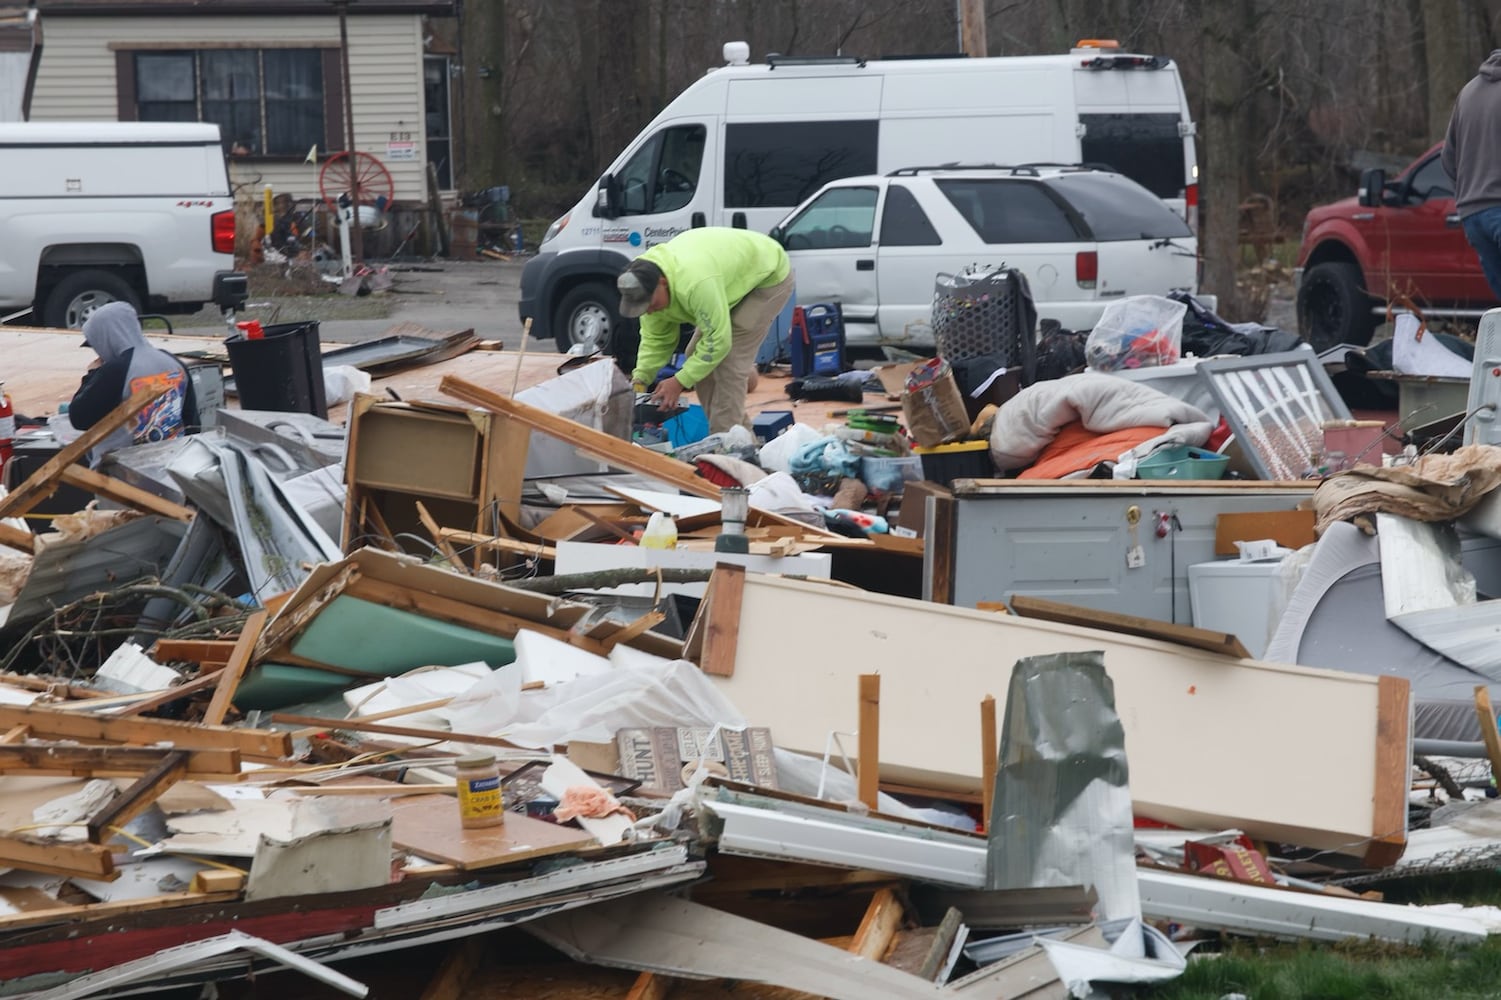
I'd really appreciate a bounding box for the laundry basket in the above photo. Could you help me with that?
[931,265,1039,384]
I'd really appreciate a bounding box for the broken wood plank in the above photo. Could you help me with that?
[884,907,964,982]
[116,668,226,717]
[57,465,195,521]
[858,674,880,811]
[150,639,238,664]
[1008,593,1253,660]
[438,528,557,562]
[0,724,28,744]
[699,563,745,678]
[202,610,267,726]
[599,610,667,652]
[87,749,190,843]
[1215,508,1316,557]
[980,695,997,833]
[0,385,166,522]
[848,886,904,962]
[421,936,488,1000]
[415,500,467,571]
[0,836,115,880]
[270,712,518,750]
[1367,675,1412,869]
[0,704,291,759]
[0,888,240,932]
[0,521,34,553]
[190,869,247,894]
[624,972,675,1000]
[0,745,238,776]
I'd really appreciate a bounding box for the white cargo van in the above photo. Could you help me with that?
[0,122,247,328]
[520,40,1198,356]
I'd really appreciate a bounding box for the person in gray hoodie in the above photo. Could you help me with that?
[69,301,198,462]
[1443,50,1501,299]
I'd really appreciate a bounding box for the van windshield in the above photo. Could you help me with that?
[1078,113,1185,200]
[1046,172,1192,241]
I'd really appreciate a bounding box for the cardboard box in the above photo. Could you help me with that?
[896,480,951,537]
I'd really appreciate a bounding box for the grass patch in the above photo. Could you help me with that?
[1153,936,1501,999]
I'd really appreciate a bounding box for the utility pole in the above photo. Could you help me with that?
[958,0,987,57]
[336,0,363,264]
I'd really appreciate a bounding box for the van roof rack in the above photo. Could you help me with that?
[878,52,968,61]
[766,53,867,69]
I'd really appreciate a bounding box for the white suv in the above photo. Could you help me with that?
[770,165,1201,347]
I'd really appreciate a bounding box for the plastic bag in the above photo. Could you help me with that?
[757,421,823,474]
[322,364,372,406]
[1084,295,1186,373]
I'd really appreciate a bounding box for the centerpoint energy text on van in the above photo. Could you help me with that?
[520,39,1199,358]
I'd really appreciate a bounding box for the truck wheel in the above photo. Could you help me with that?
[1296,261,1377,351]
[552,281,621,355]
[42,270,141,330]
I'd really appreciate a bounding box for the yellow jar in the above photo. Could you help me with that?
[455,752,504,829]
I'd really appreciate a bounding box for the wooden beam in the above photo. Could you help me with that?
[116,667,226,717]
[87,749,190,844]
[0,521,33,553]
[58,465,195,521]
[980,694,997,833]
[0,835,115,880]
[420,936,488,1000]
[191,869,247,894]
[270,712,519,750]
[1367,675,1411,868]
[699,563,745,678]
[927,492,956,605]
[599,610,666,652]
[415,500,467,571]
[149,639,238,664]
[442,374,719,499]
[858,673,880,811]
[438,529,556,562]
[0,725,28,744]
[202,610,267,726]
[625,972,675,1000]
[0,385,166,522]
[0,704,291,758]
[848,887,904,962]
[0,745,238,777]
[1008,593,1253,660]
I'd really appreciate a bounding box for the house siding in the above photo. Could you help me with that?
[28,14,428,205]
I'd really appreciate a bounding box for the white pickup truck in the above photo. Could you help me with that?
[0,121,247,328]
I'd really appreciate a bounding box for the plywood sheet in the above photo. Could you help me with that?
[390,794,597,869]
[705,573,1405,858]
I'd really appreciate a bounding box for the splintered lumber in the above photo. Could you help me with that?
[202,610,267,726]
[0,745,238,777]
[624,972,674,1000]
[980,695,997,832]
[421,937,489,1000]
[87,749,190,844]
[442,374,718,498]
[415,500,466,571]
[191,870,247,894]
[0,522,33,553]
[57,465,195,521]
[0,836,115,880]
[849,887,904,961]
[1008,593,1253,660]
[0,385,166,522]
[857,674,880,811]
[599,610,666,651]
[116,668,226,717]
[270,712,517,749]
[438,529,556,562]
[0,704,292,759]
[150,639,238,664]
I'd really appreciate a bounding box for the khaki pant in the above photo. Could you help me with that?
[686,273,795,434]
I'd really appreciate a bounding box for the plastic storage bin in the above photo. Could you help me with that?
[915,440,993,485]
[1135,445,1229,481]
[225,320,327,418]
[861,455,922,495]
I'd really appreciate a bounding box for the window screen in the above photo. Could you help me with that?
[935,179,1078,243]
[879,183,941,246]
[1045,172,1191,241]
[1079,113,1186,199]
[725,120,878,209]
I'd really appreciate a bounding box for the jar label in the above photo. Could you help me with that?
[458,774,502,818]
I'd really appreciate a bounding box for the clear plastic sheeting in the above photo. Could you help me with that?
[987,650,1140,926]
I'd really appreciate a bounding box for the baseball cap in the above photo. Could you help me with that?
[616,259,663,318]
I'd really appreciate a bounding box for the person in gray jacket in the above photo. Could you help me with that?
[1443,50,1501,299]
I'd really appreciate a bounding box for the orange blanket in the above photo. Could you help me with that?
[1019,421,1167,480]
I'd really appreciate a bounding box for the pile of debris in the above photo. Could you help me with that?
[4,332,1501,999]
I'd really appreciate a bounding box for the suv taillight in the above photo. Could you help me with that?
[211,209,236,255]
[1076,251,1098,289]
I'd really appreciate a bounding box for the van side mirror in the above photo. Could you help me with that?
[1358,168,1387,208]
[768,225,786,246]
[594,174,620,219]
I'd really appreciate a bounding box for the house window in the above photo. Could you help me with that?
[134,49,327,156]
[423,56,452,190]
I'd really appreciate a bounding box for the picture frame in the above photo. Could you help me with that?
[500,759,642,814]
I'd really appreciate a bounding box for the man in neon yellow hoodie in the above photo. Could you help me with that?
[618,227,793,434]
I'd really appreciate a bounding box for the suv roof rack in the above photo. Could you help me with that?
[886,163,1101,177]
[766,53,867,69]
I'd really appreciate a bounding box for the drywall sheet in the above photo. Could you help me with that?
[706,574,1407,859]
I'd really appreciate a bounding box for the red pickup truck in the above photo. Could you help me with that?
[1294,142,1496,350]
